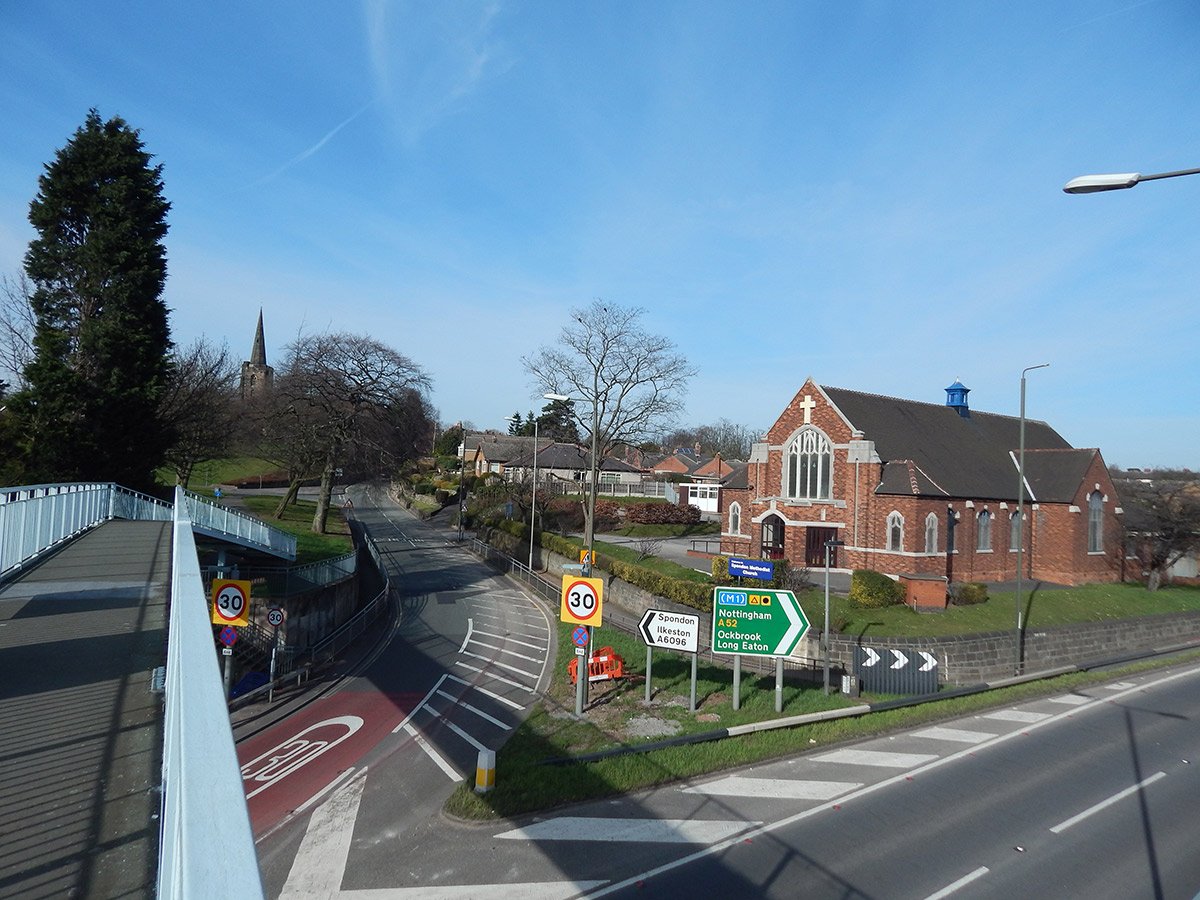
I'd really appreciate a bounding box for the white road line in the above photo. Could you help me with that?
[812,749,939,768]
[1103,681,1136,691]
[435,688,512,729]
[460,649,541,680]
[459,618,474,654]
[446,673,525,710]
[1048,694,1093,706]
[495,818,762,844]
[391,674,449,734]
[473,628,547,652]
[911,726,996,745]
[338,883,608,899]
[424,703,488,752]
[469,639,545,665]
[279,769,368,899]
[1049,771,1167,834]
[453,660,537,693]
[924,866,990,899]
[682,776,862,800]
[981,709,1050,724]
[402,722,460,780]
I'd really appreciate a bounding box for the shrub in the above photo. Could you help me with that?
[849,569,905,608]
[626,502,702,525]
[712,555,730,582]
[414,481,435,495]
[950,582,989,605]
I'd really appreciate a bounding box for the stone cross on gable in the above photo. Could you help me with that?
[798,394,816,424]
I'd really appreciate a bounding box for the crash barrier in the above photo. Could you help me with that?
[568,646,626,684]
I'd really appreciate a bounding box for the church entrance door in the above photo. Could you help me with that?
[761,514,785,559]
[806,527,838,567]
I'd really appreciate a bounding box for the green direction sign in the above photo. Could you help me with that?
[711,588,811,657]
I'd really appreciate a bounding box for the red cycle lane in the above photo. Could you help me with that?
[238,688,419,834]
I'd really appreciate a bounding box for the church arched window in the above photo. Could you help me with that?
[785,428,831,500]
[729,502,742,535]
[977,510,992,552]
[887,511,904,552]
[924,512,938,553]
[1088,491,1104,553]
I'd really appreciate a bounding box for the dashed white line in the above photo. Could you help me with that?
[468,639,545,665]
[682,776,862,800]
[1048,694,1093,706]
[981,709,1050,724]
[911,726,996,745]
[435,688,511,729]
[460,649,540,680]
[924,866,990,899]
[495,818,762,844]
[446,673,525,710]
[812,749,939,768]
[473,628,547,652]
[424,703,488,752]
[1050,771,1167,834]
[402,721,460,780]
[453,660,537,693]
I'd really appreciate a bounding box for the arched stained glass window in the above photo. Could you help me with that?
[1088,491,1104,552]
[887,511,904,552]
[977,510,992,552]
[729,502,742,535]
[925,513,938,553]
[785,428,831,500]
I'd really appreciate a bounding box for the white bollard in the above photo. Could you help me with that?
[475,749,496,794]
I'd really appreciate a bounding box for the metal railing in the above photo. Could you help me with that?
[183,488,297,560]
[0,482,171,580]
[159,486,263,898]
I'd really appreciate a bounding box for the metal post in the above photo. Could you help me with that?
[689,652,697,713]
[732,654,741,710]
[458,431,467,542]
[775,657,783,713]
[268,642,277,705]
[824,542,831,695]
[574,646,586,716]
[1015,364,1049,676]
[529,415,538,570]
[645,646,652,703]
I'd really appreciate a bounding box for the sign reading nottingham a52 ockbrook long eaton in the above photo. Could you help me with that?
[711,588,811,657]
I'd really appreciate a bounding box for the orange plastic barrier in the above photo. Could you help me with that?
[568,646,625,684]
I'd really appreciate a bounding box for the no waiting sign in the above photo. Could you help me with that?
[560,575,603,627]
[211,579,251,626]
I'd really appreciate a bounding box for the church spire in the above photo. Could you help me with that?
[250,308,267,366]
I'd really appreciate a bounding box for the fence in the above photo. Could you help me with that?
[183,488,297,559]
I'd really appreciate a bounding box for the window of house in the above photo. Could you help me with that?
[729,502,741,535]
[1010,510,1023,552]
[785,427,832,500]
[887,511,904,552]
[599,472,620,485]
[977,510,992,551]
[1088,491,1104,552]
[924,512,938,554]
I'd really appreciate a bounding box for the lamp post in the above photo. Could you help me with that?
[529,393,571,571]
[1014,363,1049,675]
[457,428,468,542]
[1064,166,1200,194]
[823,539,845,694]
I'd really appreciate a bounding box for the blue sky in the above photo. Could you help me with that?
[2,1,1197,469]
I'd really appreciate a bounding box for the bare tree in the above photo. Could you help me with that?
[159,337,238,487]
[661,418,760,459]
[274,332,432,532]
[1119,471,1200,591]
[523,300,695,550]
[0,272,35,390]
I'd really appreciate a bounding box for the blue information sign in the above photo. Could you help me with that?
[728,557,775,581]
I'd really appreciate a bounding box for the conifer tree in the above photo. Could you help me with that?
[19,110,173,491]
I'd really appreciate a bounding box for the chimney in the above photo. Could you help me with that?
[945,380,970,418]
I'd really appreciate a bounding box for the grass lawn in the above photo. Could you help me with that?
[158,456,279,490]
[590,537,713,584]
[239,495,353,563]
[605,522,720,538]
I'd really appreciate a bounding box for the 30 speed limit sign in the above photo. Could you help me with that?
[210,579,251,626]
[560,575,603,627]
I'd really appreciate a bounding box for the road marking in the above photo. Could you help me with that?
[446,673,525,710]
[924,866,990,899]
[468,639,545,665]
[1049,771,1167,833]
[460,649,541,680]
[1103,681,1136,691]
[435,689,511,729]
[495,817,762,843]
[454,660,537,693]
[402,722,460,780]
[459,618,474,654]
[812,749,939,768]
[1048,694,1093,706]
[242,715,364,799]
[391,674,449,734]
[473,628,548,652]
[682,776,862,800]
[981,709,1050,724]
[341,883,608,898]
[911,726,995,745]
[279,768,367,899]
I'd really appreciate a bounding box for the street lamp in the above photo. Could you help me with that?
[1063,166,1200,194]
[528,393,570,571]
[1014,363,1049,675]
[823,538,845,695]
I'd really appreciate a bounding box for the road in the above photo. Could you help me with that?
[247,488,1200,899]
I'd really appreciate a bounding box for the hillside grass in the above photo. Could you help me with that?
[239,495,352,562]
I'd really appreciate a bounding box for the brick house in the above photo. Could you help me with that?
[719,379,1122,586]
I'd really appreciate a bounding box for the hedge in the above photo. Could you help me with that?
[849,569,905,608]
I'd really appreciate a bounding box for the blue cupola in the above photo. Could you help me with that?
[945,380,970,418]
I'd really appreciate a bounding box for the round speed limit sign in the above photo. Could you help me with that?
[560,575,603,627]
[266,607,285,628]
[210,579,251,626]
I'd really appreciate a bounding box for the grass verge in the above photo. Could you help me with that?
[239,495,353,562]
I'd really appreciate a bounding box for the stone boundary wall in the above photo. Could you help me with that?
[492,531,1200,686]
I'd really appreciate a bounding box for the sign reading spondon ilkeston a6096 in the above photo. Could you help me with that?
[638,609,699,654]
[711,588,810,657]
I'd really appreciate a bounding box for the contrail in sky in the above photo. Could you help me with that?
[251,101,375,186]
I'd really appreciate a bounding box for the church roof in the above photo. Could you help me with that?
[1022,448,1100,503]
[250,309,267,366]
[821,385,1073,501]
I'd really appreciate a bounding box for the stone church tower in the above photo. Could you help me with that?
[240,310,274,399]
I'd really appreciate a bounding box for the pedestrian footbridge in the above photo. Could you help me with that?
[0,482,295,898]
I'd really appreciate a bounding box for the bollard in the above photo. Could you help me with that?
[475,749,496,794]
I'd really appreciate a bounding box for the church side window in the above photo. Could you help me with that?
[1088,491,1104,552]
[785,428,832,500]
[729,502,742,535]
[887,512,904,552]
[924,512,938,553]
[1010,510,1023,552]
[977,510,992,552]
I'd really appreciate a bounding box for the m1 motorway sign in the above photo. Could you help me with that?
[638,609,699,654]
[711,588,810,657]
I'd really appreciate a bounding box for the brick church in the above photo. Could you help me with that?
[719,378,1121,586]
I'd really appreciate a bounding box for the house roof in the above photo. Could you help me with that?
[466,433,540,462]
[508,442,644,473]
[821,385,1074,501]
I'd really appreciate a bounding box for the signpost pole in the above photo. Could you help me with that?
[733,654,741,711]
[575,655,585,715]
[775,657,783,712]
[645,647,652,703]
[223,652,233,699]
[268,643,277,704]
[690,652,697,713]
